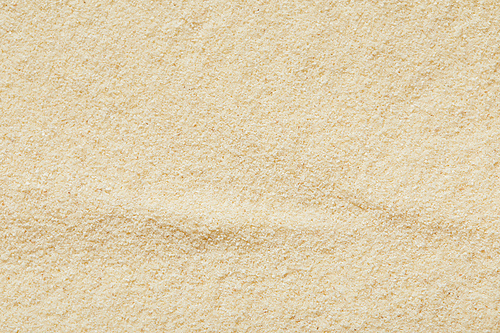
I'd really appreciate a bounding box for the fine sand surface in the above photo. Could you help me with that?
[1,0,500,331]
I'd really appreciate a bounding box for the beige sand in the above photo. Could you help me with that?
[1,0,500,331]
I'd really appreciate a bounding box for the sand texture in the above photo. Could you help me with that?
[1,0,500,331]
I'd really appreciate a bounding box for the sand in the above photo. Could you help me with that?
[1,0,500,331]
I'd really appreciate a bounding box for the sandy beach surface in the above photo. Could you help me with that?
[1,0,500,331]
